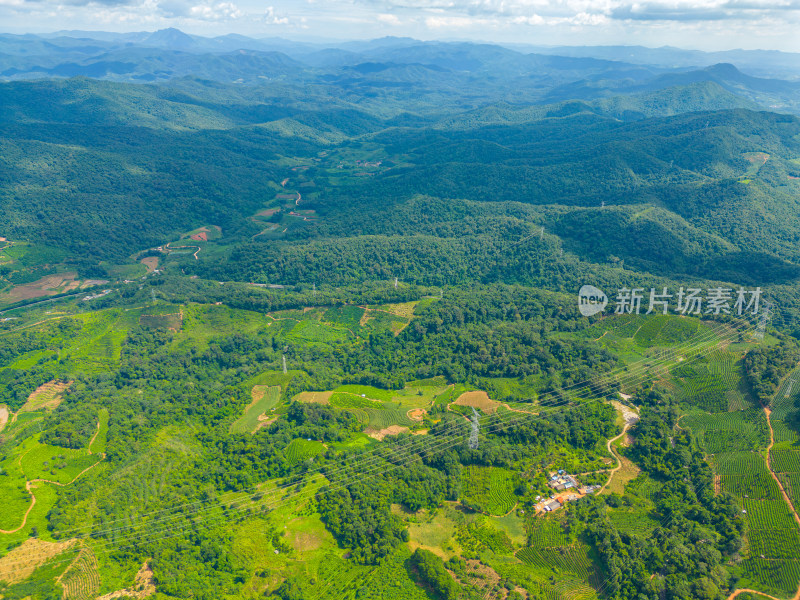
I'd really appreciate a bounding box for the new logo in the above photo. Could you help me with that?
[578,285,608,317]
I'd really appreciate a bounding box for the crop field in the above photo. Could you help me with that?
[771,419,800,444]
[408,509,458,558]
[363,406,413,430]
[285,439,326,465]
[742,558,800,597]
[783,472,800,506]
[682,408,767,453]
[322,305,365,331]
[89,408,109,455]
[332,385,396,402]
[230,385,281,434]
[0,477,31,531]
[177,304,274,350]
[671,351,750,412]
[770,368,800,421]
[287,319,350,344]
[608,509,660,536]
[461,466,517,516]
[139,312,182,330]
[453,390,501,414]
[715,451,781,499]
[528,518,570,547]
[633,315,700,347]
[771,448,800,474]
[329,393,384,409]
[59,546,100,600]
[18,435,100,484]
[0,538,76,585]
[491,511,527,545]
[517,544,596,582]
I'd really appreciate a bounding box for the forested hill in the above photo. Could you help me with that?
[1,79,800,293]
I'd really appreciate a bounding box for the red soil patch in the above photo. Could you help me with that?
[22,380,72,412]
[1,272,79,302]
[140,257,159,273]
[453,391,501,414]
[257,208,279,217]
[190,232,208,241]
[366,425,410,441]
[408,408,427,421]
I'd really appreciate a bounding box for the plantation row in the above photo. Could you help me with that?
[683,408,767,454]
[364,407,414,430]
[285,438,325,465]
[742,558,800,597]
[60,547,100,600]
[527,519,571,548]
[771,420,800,445]
[716,452,782,500]
[517,545,596,581]
[461,466,517,516]
[769,367,800,420]
[608,509,659,536]
[771,448,800,473]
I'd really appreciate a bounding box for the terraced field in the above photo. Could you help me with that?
[286,439,326,466]
[461,466,517,516]
[59,547,100,600]
[363,406,413,430]
[517,518,600,597]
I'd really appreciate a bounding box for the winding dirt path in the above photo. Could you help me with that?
[727,589,785,600]
[597,429,630,495]
[0,422,105,534]
[598,403,639,495]
[164,241,201,260]
[726,370,800,600]
[763,406,800,529]
[87,419,101,456]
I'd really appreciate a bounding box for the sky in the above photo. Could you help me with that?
[2,0,800,52]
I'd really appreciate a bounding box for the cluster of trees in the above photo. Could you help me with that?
[743,338,800,402]
[318,483,406,565]
[409,549,459,600]
[576,401,743,600]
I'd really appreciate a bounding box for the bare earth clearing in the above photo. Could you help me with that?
[294,391,333,405]
[454,391,501,414]
[0,538,77,584]
[139,257,159,273]
[0,272,81,303]
[366,425,410,441]
[19,380,72,414]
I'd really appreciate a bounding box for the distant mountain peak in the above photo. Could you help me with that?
[144,28,197,49]
[705,62,743,77]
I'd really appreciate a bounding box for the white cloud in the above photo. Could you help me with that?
[425,14,492,27]
[264,4,289,23]
[377,12,401,24]
[189,1,242,20]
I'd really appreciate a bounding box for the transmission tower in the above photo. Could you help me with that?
[394,277,398,289]
[468,408,480,450]
[754,300,773,341]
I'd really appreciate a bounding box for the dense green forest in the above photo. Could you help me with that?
[1,34,800,600]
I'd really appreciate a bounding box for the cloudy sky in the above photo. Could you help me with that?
[2,0,800,51]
